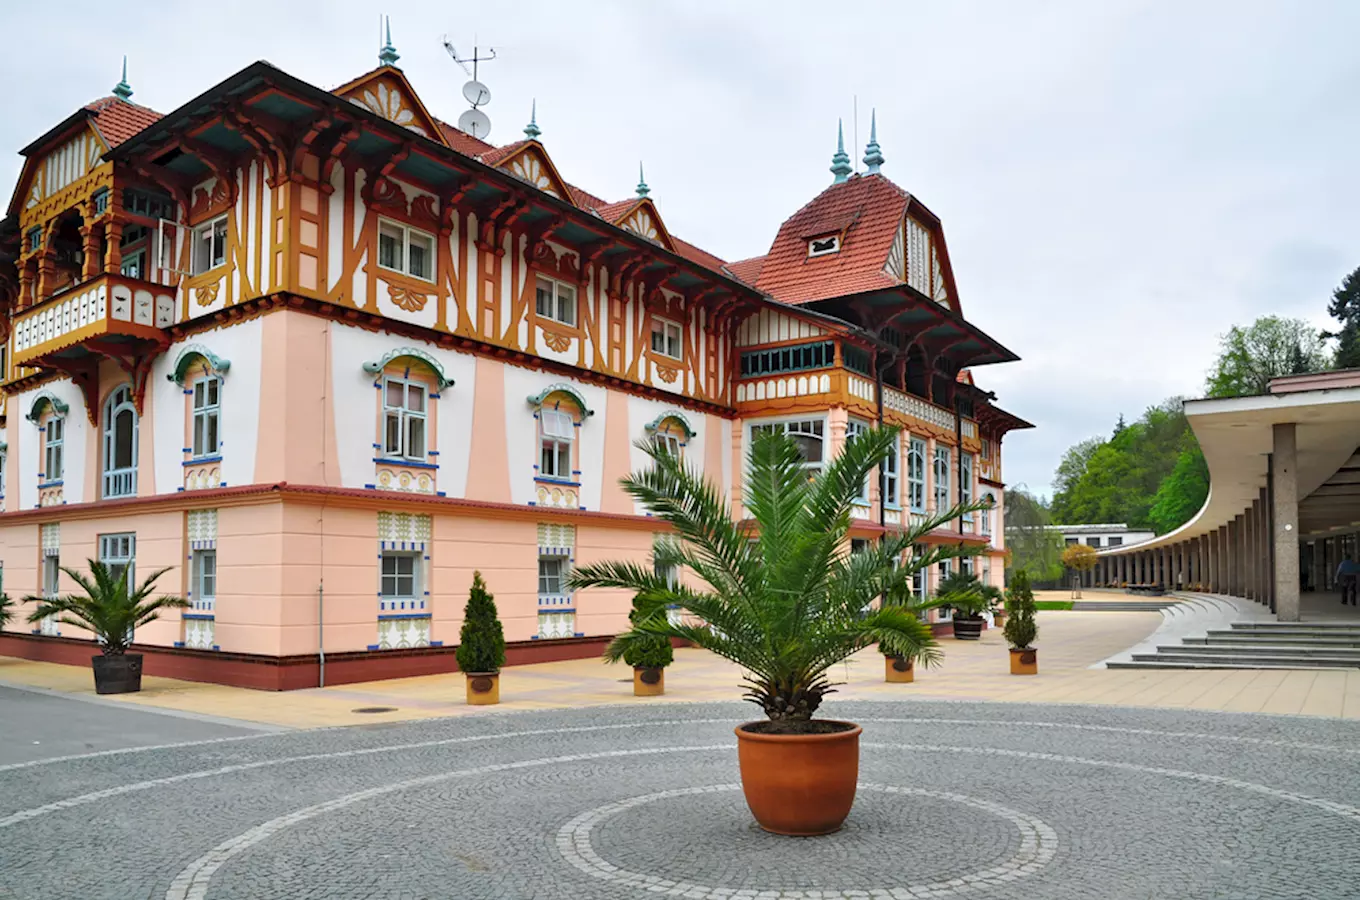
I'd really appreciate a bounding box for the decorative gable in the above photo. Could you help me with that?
[494,145,572,202]
[612,199,674,251]
[334,70,447,146]
[11,124,109,217]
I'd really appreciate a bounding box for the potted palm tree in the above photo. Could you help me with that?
[1004,570,1039,674]
[621,593,674,696]
[933,571,1001,640]
[571,427,985,836]
[24,561,186,694]
[456,571,506,705]
[0,593,13,630]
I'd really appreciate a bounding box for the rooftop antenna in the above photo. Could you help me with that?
[442,35,497,139]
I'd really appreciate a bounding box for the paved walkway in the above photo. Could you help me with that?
[4,602,1360,728]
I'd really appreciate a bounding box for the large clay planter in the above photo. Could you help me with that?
[1009,648,1038,675]
[884,656,915,683]
[952,616,984,641]
[735,720,862,835]
[633,666,665,696]
[92,654,143,695]
[465,672,500,705]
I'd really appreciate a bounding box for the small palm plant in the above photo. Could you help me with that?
[933,571,1003,618]
[570,427,987,725]
[0,592,14,629]
[24,561,186,654]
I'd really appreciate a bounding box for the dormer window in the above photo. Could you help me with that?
[808,234,840,258]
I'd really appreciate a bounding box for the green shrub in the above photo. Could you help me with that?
[0,593,12,629]
[455,572,506,674]
[621,594,674,669]
[1003,570,1039,650]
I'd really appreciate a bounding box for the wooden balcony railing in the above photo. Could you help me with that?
[12,273,177,366]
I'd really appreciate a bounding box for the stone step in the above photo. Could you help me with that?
[1070,601,1177,612]
[1129,651,1359,669]
[1194,632,1360,648]
[1155,643,1360,660]
[1107,659,1350,671]
[1229,622,1360,633]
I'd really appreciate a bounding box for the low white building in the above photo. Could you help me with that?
[1046,523,1156,552]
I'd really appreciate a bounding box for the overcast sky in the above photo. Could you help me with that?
[4,1,1358,497]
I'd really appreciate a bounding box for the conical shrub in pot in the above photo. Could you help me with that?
[456,572,506,704]
[1003,570,1039,675]
[622,593,674,696]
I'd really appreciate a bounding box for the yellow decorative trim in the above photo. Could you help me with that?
[542,329,572,352]
[388,284,429,313]
[194,283,220,307]
[655,363,679,384]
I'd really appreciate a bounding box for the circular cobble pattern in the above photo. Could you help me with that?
[2,700,1360,899]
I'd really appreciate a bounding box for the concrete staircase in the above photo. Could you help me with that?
[1071,600,1178,612]
[1107,620,1360,670]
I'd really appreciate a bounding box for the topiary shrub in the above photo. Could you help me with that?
[1003,570,1038,650]
[455,572,506,674]
[621,593,674,670]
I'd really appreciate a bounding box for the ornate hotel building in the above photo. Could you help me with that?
[0,43,1029,687]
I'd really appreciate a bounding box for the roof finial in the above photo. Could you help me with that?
[523,99,541,140]
[112,56,133,101]
[830,119,852,184]
[636,162,650,198]
[863,109,884,175]
[379,16,400,66]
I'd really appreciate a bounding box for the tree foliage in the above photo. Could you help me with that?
[24,562,186,655]
[1326,265,1360,370]
[620,593,675,670]
[1061,543,1097,573]
[0,593,13,629]
[570,428,988,724]
[1002,570,1038,650]
[1148,440,1209,534]
[1205,315,1330,398]
[455,571,506,674]
[1003,488,1064,583]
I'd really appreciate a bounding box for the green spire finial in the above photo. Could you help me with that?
[524,99,541,140]
[112,56,133,101]
[379,16,400,66]
[636,162,650,198]
[830,119,852,184]
[863,109,884,175]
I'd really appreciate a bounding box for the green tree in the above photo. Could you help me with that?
[1206,316,1330,398]
[1002,488,1064,584]
[570,428,986,723]
[1148,440,1209,534]
[1052,437,1104,500]
[455,572,506,674]
[620,593,674,670]
[1326,265,1360,370]
[1002,570,1038,650]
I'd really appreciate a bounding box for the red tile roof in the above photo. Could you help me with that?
[435,119,496,157]
[592,199,638,224]
[567,184,609,209]
[724,255,766,286]
[755,174,909,306]
[671,236,728,273]
[84,97,162,148]
[478,139,529,168]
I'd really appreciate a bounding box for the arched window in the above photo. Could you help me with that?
[103,385,138,498]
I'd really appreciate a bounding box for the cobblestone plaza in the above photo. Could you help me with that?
[3,698,1359,899]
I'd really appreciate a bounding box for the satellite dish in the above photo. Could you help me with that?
[458,108,492,139]
[462,80,491,107]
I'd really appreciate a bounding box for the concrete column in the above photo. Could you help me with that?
[1227,518,1239,596]
[1246,503,1258,601]
[1209,529,1219,592]
[1259,488,1273,609]
[1272,423,1300,621]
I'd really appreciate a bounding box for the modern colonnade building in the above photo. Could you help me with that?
[1095,371,1360,622]
[0,44,1028,687]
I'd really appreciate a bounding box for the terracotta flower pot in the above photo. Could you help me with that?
[92,654,143,695]
[735,720,861,835]
[883,655,914,683]
[1009,648,1038,675]
[465,671,500,705]
[952,616,984,640]
[633,666,665,696]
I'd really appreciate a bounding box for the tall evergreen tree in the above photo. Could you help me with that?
[1326,265,1360,370]
[455,572,506,674]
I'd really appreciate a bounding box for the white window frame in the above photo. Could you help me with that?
[539,409,575,479]
[376,217,436,283]
[883,435,900,507]
[44,416,64,481]
[911,544,927,599]
[907,437,926,513]
[535,275,577,327]
[381,376,428,461]
[650,317,683,360]
[807,234,840,257]
[750,417,826,476]
[652,430,682,457]
[961,453,974,524]
[192,377,221,458]
[380,551,420,603]
[190,214,228,276]
[933,445,951,515]
[0,449,7,499]
[981,492,994,535]
[846,419,870,502]
[935,558,953,620]
[102,385,138,499]
[42,554,60,598]
[192,549,217,611]
[538,554,568,597]
[120,246,145,280]
[98,532,135,589]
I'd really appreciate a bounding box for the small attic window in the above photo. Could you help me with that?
[808,235,840,258]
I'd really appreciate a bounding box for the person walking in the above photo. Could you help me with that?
[1334,555,1360,606]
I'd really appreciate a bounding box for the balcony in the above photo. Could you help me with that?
[13,273,176,367]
